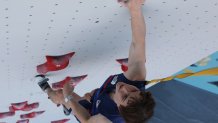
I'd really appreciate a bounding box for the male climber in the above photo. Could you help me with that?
[47,0,155,123]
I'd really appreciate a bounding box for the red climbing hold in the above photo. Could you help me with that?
[9,106,15,112]
[9,102,38,112]
[22,102,39,111]
[116,58,128,72]
[16,119,29,123]
[51,119,70,123]
[37,52,75,75]
[0,111,15,119]
[52,75,87,89]
[20,111,45,119]
[11,101,28,111]
[121,64,128,72]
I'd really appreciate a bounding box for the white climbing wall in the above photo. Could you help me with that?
[0,0,218,122]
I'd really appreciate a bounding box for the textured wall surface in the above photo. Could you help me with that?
[0,0,218,122]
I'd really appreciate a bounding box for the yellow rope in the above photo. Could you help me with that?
[147,67,218,84]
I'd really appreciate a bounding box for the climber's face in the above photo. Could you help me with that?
[113,82,141,107]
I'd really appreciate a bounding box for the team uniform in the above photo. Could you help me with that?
[77,73,146,123]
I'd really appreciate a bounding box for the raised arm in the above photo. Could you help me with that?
[123,0,146,81]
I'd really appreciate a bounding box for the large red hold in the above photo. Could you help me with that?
[116,58,128,72]
[52,75,87,89]
[51,118,70,123]
[0,111,15,119]
[37,52,75,75]
[20,111,45,119]
[16,119,29,123]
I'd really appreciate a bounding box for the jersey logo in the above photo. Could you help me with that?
[111,75,118,85]
[96,100,101,108]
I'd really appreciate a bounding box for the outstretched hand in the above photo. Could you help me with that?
[118,0,146,10]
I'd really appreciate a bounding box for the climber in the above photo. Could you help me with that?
[47,0,155,123]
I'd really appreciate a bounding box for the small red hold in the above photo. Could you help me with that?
[11,101,28,111]
[68,75,88,87]
[116,58,128,72]
[0,111,15,119]
[37,52,75,75]
[121,64,128,72]
[116,58,128,65]
[9,106,15,112]
[36,63,48,75]
[51,118,70,123]
[22,102,39,111]
[16,119,29,123]
[20,111,45,119]
[52,75,87,89]
[52,77,71,89]
[9,102,38,112]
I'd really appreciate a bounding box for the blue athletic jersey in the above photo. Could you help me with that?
[78,73,146,123]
